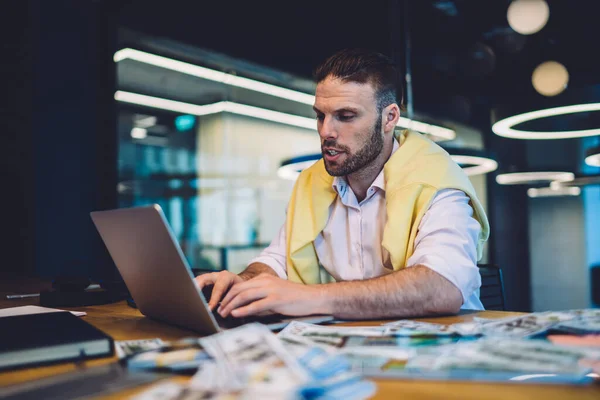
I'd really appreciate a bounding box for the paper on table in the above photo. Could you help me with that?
[195,323,310,395]
[0,305,86,318]
[115,338,165,359]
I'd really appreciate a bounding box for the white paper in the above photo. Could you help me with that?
[0,305,86,318]
[197,323,309,395]
[115,338,165,359]
[382,320,455,336]
[130,382,184,400]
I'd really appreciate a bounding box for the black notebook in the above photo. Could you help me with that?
[0,311,114,371]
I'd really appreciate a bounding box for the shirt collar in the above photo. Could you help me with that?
[332,136,400,195]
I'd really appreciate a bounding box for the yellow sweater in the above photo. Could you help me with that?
[285,130,490,284]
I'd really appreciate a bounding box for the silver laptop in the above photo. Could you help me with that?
[90,205,332,335]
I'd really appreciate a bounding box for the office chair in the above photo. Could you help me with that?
[477,264,506,311]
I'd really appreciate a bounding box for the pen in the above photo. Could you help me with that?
[6,293,40,299]
[5,284,100,300]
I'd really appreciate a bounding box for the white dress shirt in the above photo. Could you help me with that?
[250,139,484,310]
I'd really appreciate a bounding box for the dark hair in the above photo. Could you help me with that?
[313,48,403,113]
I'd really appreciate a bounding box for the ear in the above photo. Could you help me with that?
[383,103,400,134]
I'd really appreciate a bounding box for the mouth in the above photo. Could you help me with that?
[322,148,345,161]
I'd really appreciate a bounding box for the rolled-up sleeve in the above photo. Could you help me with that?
[405,188,482,305]
[247,222,288,279]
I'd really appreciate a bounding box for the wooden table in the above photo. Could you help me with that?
[1,285,599,399]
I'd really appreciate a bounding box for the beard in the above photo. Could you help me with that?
[322,116,384,177]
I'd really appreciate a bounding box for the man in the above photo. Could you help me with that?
[195,49,489,320]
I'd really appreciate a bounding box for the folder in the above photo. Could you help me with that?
[0,311,114,370]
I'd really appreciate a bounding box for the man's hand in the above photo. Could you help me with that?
[193,263,279,311]
[194,271,244,311]
[217,273,326,318]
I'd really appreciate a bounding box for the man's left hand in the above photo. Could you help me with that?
[217,273,326,318]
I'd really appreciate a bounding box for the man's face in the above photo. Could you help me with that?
[313,76,384,177]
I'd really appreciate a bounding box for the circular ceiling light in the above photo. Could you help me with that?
[496,171,574,185]
[507,0,550,35]
[532,61,569,97]
[527,186,581,198]
[450,155,498,176]
[585,146,600,167]
[492,103,600,139]
[278,151,498,180]
[277,154,321,180]
[550,174,600,189]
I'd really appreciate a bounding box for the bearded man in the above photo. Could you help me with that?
[195,48,489,320]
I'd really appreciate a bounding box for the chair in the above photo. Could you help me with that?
[477,264,506,311]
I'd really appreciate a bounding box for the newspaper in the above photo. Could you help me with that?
[382,320,455,336]
[381,310,600,339]
[125,324,375,399]
[343,352,413,377]
[126,338,211,373]
[115,338,165,359]
[279,320,464,353]
[410,338,600,374]
[129,309,600,395]
[193,323,310,396]
[278,321,388,350]
[552,315,600,335]
[131,381,226,400]
[478,309,600,338]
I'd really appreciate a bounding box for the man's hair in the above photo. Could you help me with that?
[313,48,403,113]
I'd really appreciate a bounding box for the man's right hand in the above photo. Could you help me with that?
[194,271,244,311]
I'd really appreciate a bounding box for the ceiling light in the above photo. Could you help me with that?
[550,175,600,189]
[450,155,498,176]
[115,91,316,130]
[222,102,316,130]
[492,103,600,139]
[527,186,581,198]
[397,117,455,140]
[275,151,496,181]
[496,171,574,185]
[174,115,195,131]
[116,91,228,115]
[114,48,315,105]
[116,91,455,138]
[442,147,498,176]
[114,48,455,141]
[130,127,147,139]
[585,146,600,167]
[133,115,157,128]
[532,61,569,97]
[507,0,550,35]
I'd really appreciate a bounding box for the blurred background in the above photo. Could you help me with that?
[1,0,598,312]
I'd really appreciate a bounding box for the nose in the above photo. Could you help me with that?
[318,115,337,141]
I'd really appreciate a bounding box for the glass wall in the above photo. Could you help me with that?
[117,108,203,268]
[115,39,321,273]
[115,34,490,274]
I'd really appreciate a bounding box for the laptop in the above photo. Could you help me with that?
[90,205,333,335]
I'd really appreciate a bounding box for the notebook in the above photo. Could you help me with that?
[0,311,114,371]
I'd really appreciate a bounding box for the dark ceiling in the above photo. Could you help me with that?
[117,0,600,131]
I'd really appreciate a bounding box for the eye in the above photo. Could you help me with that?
[315,113,325,121]
[338,114,355,122]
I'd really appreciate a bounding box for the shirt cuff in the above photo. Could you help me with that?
[247,256,288,279]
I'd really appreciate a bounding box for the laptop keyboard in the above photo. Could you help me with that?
[211,311,287,330]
